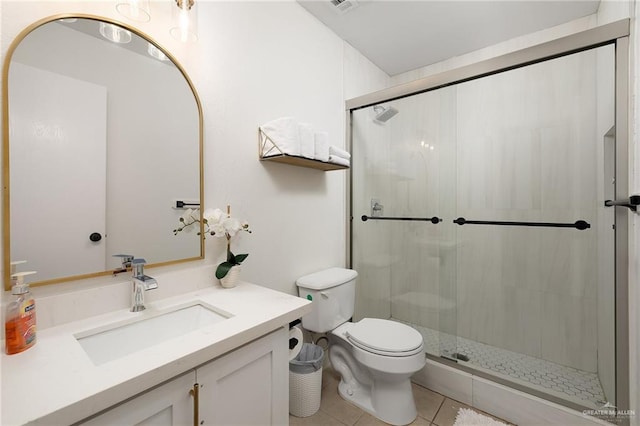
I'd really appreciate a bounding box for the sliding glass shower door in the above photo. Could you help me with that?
[351,84,459,362]
[350,42,618,411]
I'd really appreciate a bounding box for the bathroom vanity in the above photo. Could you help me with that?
[1,281,311,425]
[81,329,287,425]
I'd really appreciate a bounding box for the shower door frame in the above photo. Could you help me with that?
[345,19,630,413]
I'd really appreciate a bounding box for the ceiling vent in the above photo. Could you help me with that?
[330,0,359,15]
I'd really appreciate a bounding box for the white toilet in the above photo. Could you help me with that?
[296,268,425,426]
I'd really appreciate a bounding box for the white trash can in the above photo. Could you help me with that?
[289,343,324,417]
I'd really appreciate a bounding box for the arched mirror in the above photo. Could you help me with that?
[2,15,204,289]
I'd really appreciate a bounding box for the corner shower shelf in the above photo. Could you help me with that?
[258,127,349,171]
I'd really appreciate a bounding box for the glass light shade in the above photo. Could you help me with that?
[116,0,151,23]
[170,0,198,43]
[147,43,168,61]
[99,22,132,44]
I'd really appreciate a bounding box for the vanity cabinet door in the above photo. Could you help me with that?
[79,371,196,426]
[198,327,289,425]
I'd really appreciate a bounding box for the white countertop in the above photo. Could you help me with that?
[1,281,311,425]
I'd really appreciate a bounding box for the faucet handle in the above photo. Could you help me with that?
[113,253,134,265]
[112,254,134,274]
[131,258,147,276]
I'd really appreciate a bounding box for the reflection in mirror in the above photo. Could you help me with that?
[4,17,203,288]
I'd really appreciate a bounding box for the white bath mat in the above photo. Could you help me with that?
[453,408,509,425]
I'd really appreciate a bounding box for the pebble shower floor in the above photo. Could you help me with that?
[398,321,607,409]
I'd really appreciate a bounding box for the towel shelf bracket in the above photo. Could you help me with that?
[258,127,349,171]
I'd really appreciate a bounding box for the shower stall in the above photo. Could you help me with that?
[348,21,630,415]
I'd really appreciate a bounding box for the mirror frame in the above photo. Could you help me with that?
[2,14,205,291]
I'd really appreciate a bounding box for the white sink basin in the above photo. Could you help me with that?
[76,303,230,365]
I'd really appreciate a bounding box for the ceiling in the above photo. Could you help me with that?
[297,0,600,76]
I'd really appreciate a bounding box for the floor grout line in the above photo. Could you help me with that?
[429,395,446,426]
[297,368,514,426]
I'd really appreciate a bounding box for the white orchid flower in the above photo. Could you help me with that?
[180,208,199,223]
[222,217,242,237]
[209,221,226,238]
[174,206,250,242]
[178,209,199,233]
[203,208,224,225]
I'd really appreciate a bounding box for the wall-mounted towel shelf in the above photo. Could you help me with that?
[260,153,349,171]
[258,128,349,171]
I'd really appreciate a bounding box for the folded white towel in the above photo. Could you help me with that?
[329,145,351,160]
[260,117,299,157]
[328,155,350,167]
[298,122,315,159]
[314,132,329,162]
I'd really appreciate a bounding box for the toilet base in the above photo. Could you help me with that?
[336,376,418,426]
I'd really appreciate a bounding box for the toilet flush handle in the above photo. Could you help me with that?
[320,292,329,299]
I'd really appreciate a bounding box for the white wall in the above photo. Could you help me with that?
[191,1,388,295]
[0,1,388,299]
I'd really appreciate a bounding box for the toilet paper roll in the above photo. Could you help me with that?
[289,325,304,361]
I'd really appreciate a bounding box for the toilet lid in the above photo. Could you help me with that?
[346,318,423,357]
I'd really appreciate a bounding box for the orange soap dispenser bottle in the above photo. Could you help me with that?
[5,271,37,355]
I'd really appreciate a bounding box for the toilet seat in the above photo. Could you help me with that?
[346,318,423,357]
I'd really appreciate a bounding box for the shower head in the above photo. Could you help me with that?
[373,105,399,123]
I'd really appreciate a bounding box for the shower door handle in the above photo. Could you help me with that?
[604,195,640,212]
[361,215,442,223]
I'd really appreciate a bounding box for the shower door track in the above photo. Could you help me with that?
[346,18,631,417]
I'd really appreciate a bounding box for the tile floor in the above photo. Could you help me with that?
[289,367,513,426]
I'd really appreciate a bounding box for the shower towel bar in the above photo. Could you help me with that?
[453,217,590,230]
[361,215,441,224]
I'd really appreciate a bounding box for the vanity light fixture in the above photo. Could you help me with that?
[99,22,132,44]
[170,0,198,43]
[116,0,151,23]
[147,43,169,61]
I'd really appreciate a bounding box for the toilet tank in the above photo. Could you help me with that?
[296,268,358,333]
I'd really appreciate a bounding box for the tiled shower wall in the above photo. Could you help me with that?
[452,48,609,373]
[353,46,614,376]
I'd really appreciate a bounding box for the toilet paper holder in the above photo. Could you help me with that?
[289,319,304,360]
[290,337,300,350]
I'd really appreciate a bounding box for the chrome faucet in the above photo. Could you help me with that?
[112,254,134,275]
[130,258,158,312]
